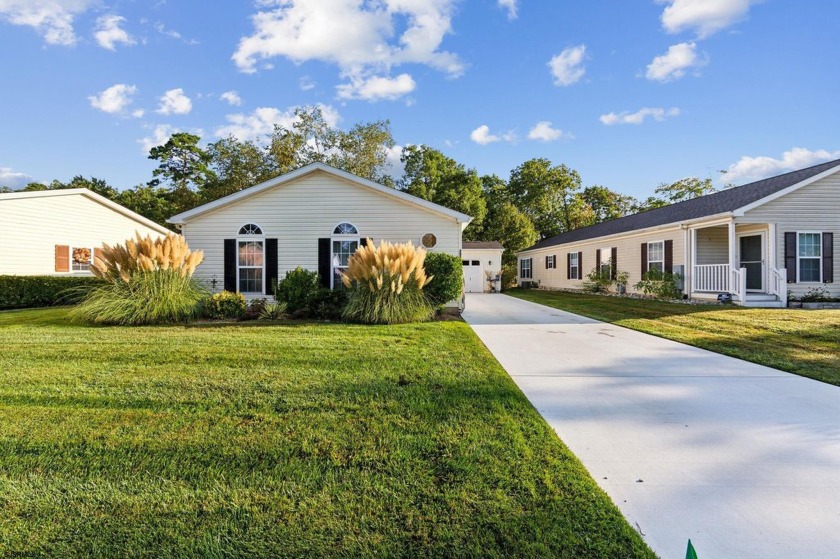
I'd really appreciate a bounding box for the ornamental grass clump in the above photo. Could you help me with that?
[341,240,434,324]
[73,233,207,325]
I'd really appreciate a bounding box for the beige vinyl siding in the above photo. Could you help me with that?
[695,225,729,265]
[182,171,462,288]
[740,173,840,297]
[519,225,685,293]
[0,193,166,275]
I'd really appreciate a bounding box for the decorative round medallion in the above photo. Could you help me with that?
[73,247,91,263]
[421,233,437,248]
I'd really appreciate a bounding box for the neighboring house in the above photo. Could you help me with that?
[0,188,170,275]
[517,159,840,307]
[462,241,504,293]
[168,163,473,297]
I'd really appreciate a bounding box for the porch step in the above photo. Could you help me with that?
[739,293,785,308]
[744,294,777,301]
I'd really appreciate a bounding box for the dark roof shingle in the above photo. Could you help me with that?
[522,158,840,252]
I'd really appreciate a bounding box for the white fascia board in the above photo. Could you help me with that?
[168,162,473,225]
[733,164,840,216]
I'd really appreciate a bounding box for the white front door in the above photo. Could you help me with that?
[462,259,485,293]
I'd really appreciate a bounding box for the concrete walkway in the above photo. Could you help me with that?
[463,293,840,559]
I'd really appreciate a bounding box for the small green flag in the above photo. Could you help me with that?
[686,539,698,559]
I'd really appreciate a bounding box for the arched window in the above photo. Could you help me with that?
[237,224,264,292]
[331,222,360,288]
[333,222,358,235]
[238,223,263,235]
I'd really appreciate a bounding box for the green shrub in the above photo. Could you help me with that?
[800,286,833,302]
[244,298,267,320]
[423,252,463,307]
[0,275,104,310]
[310,288,348,320]
[500,264,518,291]
[275,267,321,312]
[634,269,683,299]
[206,291,247,320]
[72,270,207,325]
[259,300,288,320]
[582,267,629,294]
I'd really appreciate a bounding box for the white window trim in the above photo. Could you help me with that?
[797,231,823,283]
[236,229,265,294]
[569,252,579,280]
[70,245,96,274]
[520,258,533,280]
[237,222,264,236]
[331,222,360,289]
[647,240,665,273]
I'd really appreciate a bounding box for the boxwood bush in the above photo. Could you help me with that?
[0,275,104,310]
[423,252,463,308]
[274,267,321,312]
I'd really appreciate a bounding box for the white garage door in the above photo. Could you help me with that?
[462,259,484,293]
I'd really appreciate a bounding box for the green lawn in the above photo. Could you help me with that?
[507,289,840,386]
[0,308,652,558]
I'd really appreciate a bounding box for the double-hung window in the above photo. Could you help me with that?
[569,252,579,279]
[647,241,664,273]
[238,224,264,293]
[332,222,359,289]
[520,258,532,279]
[546,255,556,269]
[798,232,822,282]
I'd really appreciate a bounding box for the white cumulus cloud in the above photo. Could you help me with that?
[0,165,33,189]
[548,45,586,86]
[138,124,177,153]
[88,84,138,114]
[215,104,340,143]
[725,147,840,183]
[470,125,515,145]
[337,73,416,101]
[220,91,242,106]
[0,0,95,45]
[646,42,704,82]
[498,0,517,20]
[658,0,757,39]
[600,107,680,126]
[527,121,566,142]
[156,88,192,115]
[231,0,463,101]
[94,14,135,51]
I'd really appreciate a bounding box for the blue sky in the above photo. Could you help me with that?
[1,0,839,199]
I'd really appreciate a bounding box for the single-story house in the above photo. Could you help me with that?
[168,163,473,297]
[462,241,504,293]
[0,188,170,275]
[517,159,840,307]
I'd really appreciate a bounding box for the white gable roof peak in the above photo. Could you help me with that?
[167,162,473,225]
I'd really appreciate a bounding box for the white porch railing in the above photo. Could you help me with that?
[770,267,788,306]
[693,264,730,292]
[730,267,747,303]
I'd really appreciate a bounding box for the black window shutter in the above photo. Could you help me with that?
[640,242,648,276]
[664,240,674,274]
[577,252,583,279]
[595,249,601,273]
[823,232,834,283]
[360,238,372,250]
[318,238,331,288]
[224,239,237,292]
[784,232,797,283]
[544,255,549,268]
[265,238,278,295]
[567,253,571,279]
[610,247,618,280]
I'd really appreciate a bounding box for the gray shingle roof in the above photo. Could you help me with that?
[522,159,840,252]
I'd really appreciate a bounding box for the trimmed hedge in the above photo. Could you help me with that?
[0,275,105,310]
[423,252,464,307]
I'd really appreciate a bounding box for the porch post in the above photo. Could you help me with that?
[687,226,695,296]
[728,219,737,275]
[768,223,777,269]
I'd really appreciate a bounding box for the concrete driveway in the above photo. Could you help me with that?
[463,293,840,559]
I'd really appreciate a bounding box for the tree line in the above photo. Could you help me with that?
[1,107,716,267]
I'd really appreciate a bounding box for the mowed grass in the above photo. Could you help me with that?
[507,289,840,386]
[0,308,653,558]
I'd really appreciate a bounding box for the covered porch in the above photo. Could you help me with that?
[686,219,787,307]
